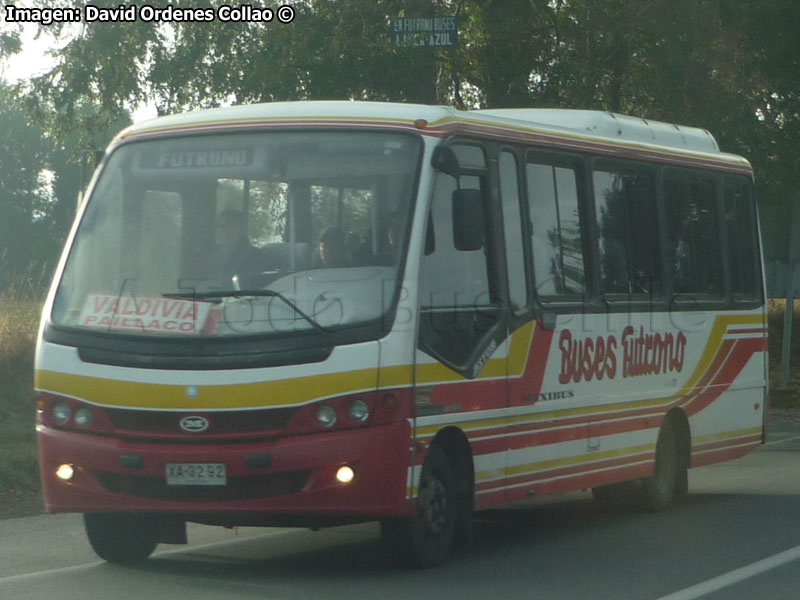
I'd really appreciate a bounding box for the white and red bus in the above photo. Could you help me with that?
[35,102,767,566]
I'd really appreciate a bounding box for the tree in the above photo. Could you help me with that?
[15,0,800,263]
[0,82,49,289]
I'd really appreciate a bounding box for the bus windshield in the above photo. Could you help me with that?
[51,130,421,338]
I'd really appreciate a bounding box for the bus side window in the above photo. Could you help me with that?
[664,174,723,297]
[420,173,490,310]
[418,166,503,374]
[525,161,585,297]
[724,178,759,300]
[499,150,528,313]
[593,166,659,296]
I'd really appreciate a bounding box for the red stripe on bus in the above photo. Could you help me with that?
[683,338,765,416]
[691,442,761,468]
[692,434,762,454]
[475,451,655,493]
[500,463,654,505]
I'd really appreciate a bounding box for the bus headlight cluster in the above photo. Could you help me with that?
[74,407,94,428]
[52,402,72,425]
[51,401,94,428]
[316,405,337,428]
[348,400,369,423]
[314,399,370,429]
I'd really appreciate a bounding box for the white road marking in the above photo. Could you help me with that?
[655,543,800,600]
[763,434,800,447]
[0,529,287,585]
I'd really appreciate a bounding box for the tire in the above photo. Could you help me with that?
[639,424,678,512]
[84,513,159,563]
[381,445,456,568]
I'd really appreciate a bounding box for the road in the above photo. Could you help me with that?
[3,419,800,600]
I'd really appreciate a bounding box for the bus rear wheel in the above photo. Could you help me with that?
[84,513,159,563]
[639,424,680,512]
[381,445,456,568]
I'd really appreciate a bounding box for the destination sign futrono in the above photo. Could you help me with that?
[390,16,459,48]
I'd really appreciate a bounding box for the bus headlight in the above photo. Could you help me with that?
[74,407,94,428]
[316,405,337,428]
[56,464,74,481]
[52,402,72,426]
[336,465,355,484]
[348,400,369,423]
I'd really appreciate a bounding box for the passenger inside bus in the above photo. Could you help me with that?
[315,226,353,268]
[210,208,264,285]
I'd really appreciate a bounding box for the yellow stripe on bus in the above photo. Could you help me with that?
[693,426,762,445]
[35,368,379,410]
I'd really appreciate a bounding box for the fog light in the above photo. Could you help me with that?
[316,405,337,428]
[74,407,93,428]
[348,399,369,423]
[52,402,71,425]
[336,465,354,484]
[56,464,74,481]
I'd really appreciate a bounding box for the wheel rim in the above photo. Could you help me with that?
[419,473,448,536]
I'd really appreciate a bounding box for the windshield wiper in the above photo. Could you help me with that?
[163,289,330,333]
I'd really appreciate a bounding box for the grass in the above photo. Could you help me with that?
[0,268,46,518]
[767,298,800,408]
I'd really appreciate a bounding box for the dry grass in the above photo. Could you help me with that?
[0,268,46,516]
[767,298,800,408]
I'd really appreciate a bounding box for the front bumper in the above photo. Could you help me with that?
[38,420,412,519]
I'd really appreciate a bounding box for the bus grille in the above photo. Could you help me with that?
[105,407,297,435]
[94,470,309,502]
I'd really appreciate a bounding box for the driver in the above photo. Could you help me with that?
[210,209,262,285]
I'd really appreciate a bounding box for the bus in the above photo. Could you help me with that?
[35,102,767,567]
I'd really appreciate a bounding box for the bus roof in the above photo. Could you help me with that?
[117,101,749,172]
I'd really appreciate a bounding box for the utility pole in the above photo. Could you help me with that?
[781,201,800,384]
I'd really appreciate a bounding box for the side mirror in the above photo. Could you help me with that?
[452,189,484,251]
[431,146,460,177]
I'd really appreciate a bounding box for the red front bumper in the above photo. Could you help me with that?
[38,420,412,518]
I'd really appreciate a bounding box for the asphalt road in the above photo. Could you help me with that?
[3,420,800,600]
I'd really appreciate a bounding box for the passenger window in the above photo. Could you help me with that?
[139,191,182,292]
[593,167,659,295]
[499,151,527,312]
[420,173,490,308]
[664,174,723,297]
[724,178,759,299]
[217,179,288,245]
[249,181,288,245]
[418,165,500,376]
[526,161,585,296]
[309,185,374,249]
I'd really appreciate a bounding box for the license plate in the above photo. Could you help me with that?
[166,463,227,486]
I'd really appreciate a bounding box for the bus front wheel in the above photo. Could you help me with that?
[84,513,159,563]
[381,445,456,568]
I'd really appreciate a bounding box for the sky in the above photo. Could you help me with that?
[1,23,158,122]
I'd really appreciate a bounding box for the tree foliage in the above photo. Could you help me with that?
[5,0,800,271]
[0,82,49,286]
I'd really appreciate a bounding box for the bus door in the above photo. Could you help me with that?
[416,142,509,508]
[503,153,594,499]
